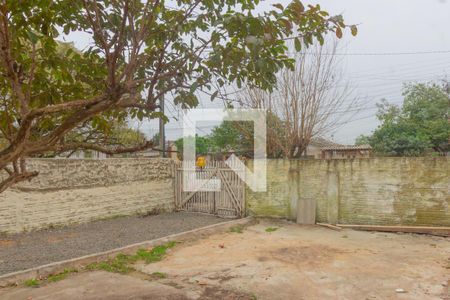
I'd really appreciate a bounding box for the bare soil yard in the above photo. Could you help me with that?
[1,219,449,299]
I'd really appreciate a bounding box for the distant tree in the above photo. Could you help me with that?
[237,40,356,158]
[175,135,210,157]
[209,121,252,155]
[354,135,371,145]
[151,133,160,147]
[366,82,450,156]
[208,112,286,158]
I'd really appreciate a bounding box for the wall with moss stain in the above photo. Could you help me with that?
[246,159,300,219]
[247,157,450,227]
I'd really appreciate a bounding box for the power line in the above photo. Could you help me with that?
[288,50,450,56]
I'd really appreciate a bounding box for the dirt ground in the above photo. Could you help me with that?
[1,220,449,300]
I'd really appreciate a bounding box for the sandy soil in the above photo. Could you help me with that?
[1,219,449,300]
[138,220,450,299]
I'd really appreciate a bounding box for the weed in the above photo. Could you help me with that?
[86,254,134,274]
[86,241,177,274]
[47,268,78,282]
[24,278,40,287]
[265,227,278,233]
[138,207,165,218]
[229,225,244,234]
[151,272,167,279]
[341,235,348,238]
[135,241,176,263]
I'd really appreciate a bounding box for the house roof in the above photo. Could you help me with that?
[321,144,373,151]
[309,137,342,148]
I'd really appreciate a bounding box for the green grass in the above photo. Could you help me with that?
[151,272,167,279]
[229,225,244,233]
[86,241,177,274]
[24,278,40,287]
[47,268,78,282]
[135,241,177,263]
[265,227,278,233]
[86,254,135,274]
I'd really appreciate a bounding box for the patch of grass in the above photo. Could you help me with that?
[24,278,40,287]
[341,234,348,238]
[86,241,177,274]
[229,225,244,234]
[151,272,167,279]
[135,241,176,263]
[47,268,78,282]
[86,254,135,274]
[265,227,278,233]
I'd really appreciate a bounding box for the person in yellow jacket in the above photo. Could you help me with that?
[196,155,206,170]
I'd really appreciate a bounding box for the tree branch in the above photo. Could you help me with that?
[0,171,39,194]
[46,140,154,155]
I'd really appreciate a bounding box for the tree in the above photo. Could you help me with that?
[175,135,210,157]
[57,122,146,158]
[237,40,355,158]
[355,134,371,146]
[0,0,354,192]
[209,121,253,157]
[365,82,450,156]
[208,113,286,158]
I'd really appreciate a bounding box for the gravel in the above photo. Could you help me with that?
[0,212,227,275]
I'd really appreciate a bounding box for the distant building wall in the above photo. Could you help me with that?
[0,158,175,234]
[246,157,450,227]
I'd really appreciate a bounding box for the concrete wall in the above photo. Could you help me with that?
[247,158,450,227]
[0,158,175,234]
[245,160,300,219]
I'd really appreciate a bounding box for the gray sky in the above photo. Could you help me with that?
[301,0,450,143]
[69,0,450,144]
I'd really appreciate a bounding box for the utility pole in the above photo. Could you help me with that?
[159,95,165,158]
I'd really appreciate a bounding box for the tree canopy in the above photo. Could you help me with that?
[175,135,210,156]
[356,82,450,156]
[0,0,354,192]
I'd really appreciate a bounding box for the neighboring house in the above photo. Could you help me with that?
[305,137,343,159]
[320,144,373,159]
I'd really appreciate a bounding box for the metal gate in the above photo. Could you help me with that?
[174,160,245,218]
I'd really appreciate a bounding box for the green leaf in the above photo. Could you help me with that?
[210,90,219,101]
[279,19,292,31]
[272,3,284,10]
[294,37,302,51]
[351,25,358,36]
[26,30,39,44]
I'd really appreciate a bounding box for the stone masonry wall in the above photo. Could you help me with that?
[0,158,175,234]
[247,157,450,227]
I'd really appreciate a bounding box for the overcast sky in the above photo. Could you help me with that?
[69,0,450,144]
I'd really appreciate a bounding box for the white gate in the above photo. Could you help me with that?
[174,161,245,218]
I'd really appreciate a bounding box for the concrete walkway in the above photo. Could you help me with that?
[0,212,226,275]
